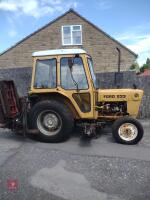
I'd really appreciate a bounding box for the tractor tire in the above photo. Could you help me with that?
[112,117,144,145]
[29,100,74,143]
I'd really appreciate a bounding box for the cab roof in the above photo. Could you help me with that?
[32,49,87,57]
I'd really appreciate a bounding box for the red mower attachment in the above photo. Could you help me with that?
[0,81,21,127]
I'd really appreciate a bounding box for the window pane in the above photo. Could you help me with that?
[72,31,81,44]
[63,26,71,45]
[88,58,97,88]
[63,37,71,45]
[73,25,81,31]
[62,25,82,45]
[61,57,88,90]
[63,26,70,34]
[34,59,56,88]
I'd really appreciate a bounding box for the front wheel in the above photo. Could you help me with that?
[112,117,144,145]
[29,100,74,142]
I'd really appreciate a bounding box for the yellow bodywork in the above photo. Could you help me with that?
[29,51,143,121]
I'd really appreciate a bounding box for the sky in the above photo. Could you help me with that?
[0,0,150,66]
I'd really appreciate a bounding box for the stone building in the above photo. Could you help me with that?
[0,9,137,72]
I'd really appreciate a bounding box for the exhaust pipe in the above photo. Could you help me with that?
[116,47,121,73]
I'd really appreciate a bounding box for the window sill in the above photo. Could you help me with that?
[62,44,83,46]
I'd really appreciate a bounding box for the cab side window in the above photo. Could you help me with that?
[60,57,88,90]
[34,59,56,88]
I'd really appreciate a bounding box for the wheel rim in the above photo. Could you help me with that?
[37,110,62,136]
[118,123,138,141]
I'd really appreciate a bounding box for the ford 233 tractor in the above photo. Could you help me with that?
[0,49,144,144]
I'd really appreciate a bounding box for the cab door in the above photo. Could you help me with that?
[57,54,96,119]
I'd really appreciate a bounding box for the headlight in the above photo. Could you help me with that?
[132,93,140,100]
[134,93,139,98]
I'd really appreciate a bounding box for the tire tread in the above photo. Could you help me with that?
[29,100,74,142]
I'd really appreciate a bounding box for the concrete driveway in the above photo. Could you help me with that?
[0,120,149,200]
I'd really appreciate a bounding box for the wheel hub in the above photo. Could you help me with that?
[43,114,59,129]
[37,110,62,136]
[118,123,138,141]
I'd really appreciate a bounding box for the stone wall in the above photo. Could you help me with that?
[0,68,149,118]
[0,67,32,96]
[0,11,136,72]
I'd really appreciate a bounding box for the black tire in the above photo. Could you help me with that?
[112,117,144,145]
[29,100,74,142]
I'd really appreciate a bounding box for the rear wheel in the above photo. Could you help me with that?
[112,117,144,145]
[29,100,74,142]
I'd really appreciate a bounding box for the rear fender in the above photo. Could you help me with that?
[29,92,80,119]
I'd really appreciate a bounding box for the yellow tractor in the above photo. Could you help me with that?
[0,49,144,144]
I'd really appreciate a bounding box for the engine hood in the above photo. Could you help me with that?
[98,88,143,102]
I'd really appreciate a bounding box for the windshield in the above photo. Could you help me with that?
[60,57,88,90]
[87,58,97,88]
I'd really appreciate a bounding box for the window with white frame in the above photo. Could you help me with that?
[62,25,82,45]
